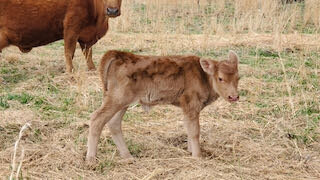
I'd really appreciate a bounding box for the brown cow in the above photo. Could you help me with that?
[0,0,122,72]
[86,50,240,162]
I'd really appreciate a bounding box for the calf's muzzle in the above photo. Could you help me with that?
[228,95,239,102]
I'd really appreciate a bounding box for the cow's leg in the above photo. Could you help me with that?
[64,32,78,73]
[107,107,133,159]
[183,111,201,157]
[0,31,9,55]
[84,47,96,71]
[80,44,96,71]
[86,93,133,162]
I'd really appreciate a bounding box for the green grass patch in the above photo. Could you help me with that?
[47,40,64,50]
[0,96,10,109]
[97,159,116,174]
[0,91,79,120]
[2,73,28,84]
[249,49,279,58]
[0,62,29,86]
[1,67,18,74]
[127,139,143,157]
[0,93,34,109]
[7,93,34,104]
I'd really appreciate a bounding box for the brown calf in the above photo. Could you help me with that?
[0,0,122,72]
[86,50,240,162]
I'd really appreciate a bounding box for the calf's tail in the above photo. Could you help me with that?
[99,51,119,91]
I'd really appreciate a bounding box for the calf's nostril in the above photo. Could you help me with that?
[228,95,239,101]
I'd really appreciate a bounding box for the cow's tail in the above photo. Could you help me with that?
[99,51,119,92]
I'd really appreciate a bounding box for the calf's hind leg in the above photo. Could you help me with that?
[86,96,127,162]
[107,107,133,159]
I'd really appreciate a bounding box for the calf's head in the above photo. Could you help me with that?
[103,0,122,17]
[200,51,240,103]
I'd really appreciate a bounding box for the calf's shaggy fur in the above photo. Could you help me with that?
[86,50,240,161]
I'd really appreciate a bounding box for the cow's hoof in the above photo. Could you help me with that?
[88,67,96,71]
[66,67,74,74]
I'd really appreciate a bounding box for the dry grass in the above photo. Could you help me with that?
[0,0,319,179]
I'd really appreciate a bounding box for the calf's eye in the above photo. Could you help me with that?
[218,77,223,82]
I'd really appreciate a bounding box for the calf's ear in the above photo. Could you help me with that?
[229,50,239,64]
[200,59,215,75]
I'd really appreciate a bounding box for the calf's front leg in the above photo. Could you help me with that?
[183,112,201,157]
[183,116,192,153]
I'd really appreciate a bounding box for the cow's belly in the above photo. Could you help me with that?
[15,30,64,48]
[1,0,67,48]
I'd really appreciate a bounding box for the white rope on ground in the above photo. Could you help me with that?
[9,122,31,180]
[15,147,25,180]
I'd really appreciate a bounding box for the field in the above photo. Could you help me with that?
[0,0,319,179]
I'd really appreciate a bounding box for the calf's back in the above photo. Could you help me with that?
[99,50,216,108]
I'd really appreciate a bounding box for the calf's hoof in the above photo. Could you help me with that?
[85,156,98,169]
[120,153,134,159]
[192,153,202,158]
